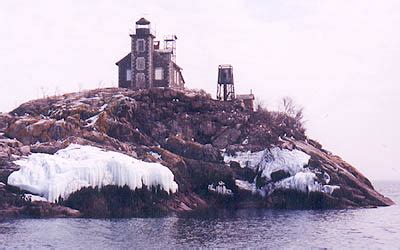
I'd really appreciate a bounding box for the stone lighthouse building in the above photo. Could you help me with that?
[116,18,185,89]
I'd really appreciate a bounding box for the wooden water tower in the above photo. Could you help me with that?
[217,65,235,101]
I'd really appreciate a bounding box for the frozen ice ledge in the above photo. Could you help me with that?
[7,144,178,203]
[225,147,340,196]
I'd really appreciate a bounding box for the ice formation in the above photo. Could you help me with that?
[223,150,265,169]
[224,148,311,181]
[7,144,178,203]
[269,173,340,195]
[235,179,255,192]
[24,194,48,202]
[99,104,108,112]
[322,185,340,194]
[85,114,100,127]
[208,181,233,196]
[273,172,320,193]
[149,151,162,160]
[229,147,340,195]
[258,148,311,181]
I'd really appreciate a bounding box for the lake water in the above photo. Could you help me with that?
[1,181,399,249]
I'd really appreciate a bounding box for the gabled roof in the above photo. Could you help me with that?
[172,61,182,70]
[136,17,150,25]
[172,62,185,83]
[115,53,131,65]
[178,70,185,84]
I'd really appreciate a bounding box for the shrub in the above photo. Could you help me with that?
[279,96,304,126]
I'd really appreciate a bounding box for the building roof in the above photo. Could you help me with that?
[156,48,174,54]
[172,61,182,70]
[136,17,150,25]
[219,64,233,69]
[115,53,131,65]
[178,70,185,84]
[236,94,255,100]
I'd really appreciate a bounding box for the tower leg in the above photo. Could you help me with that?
[223,84,227,101]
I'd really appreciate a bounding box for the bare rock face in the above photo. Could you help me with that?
[212,127,242,148]
[5,118,76,145]
[164,135,222,163]
[0,183,80,219]
[0,113,14,133]
[270,170,291,182]
[0,87,394,218]
[0,138,28,183]
[22,201,81,218]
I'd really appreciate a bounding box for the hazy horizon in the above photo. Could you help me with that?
[1,0,399,181]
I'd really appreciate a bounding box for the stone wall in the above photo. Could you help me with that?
[153,52,171,88]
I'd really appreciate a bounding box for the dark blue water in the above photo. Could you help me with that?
[0,181,399,249]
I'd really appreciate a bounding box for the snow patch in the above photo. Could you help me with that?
[322,185,340,195]
[24,194,48,202]
[323,172,331,184]
[112,94,124,98]
[79,96,101,103]
[235,179,255,192]
[85,114,100,127]
[99,104,108,112]
[258,148,311,182]
[7,144,178,203]
[149,151,162,160]
[208,181,233,196]
[223,150,265,169]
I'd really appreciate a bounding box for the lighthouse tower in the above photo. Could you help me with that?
[130,17,155,89]
[116,18,185,90]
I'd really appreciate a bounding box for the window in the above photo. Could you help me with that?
[126,69,131,81]
[136,73,145,87]
[136,57,145,70]
[155,67,164,80]
[136,39,145,52]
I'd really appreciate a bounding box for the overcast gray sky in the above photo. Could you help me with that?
[1,0,399,180]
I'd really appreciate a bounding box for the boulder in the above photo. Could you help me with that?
[6,118,76,145]
[212,128,242,148]
[0,113,14,132]
[164,136,222,163]
[270,169,291,182]
[30,141,66,154]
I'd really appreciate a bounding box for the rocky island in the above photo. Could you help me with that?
[0,87,394,218]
